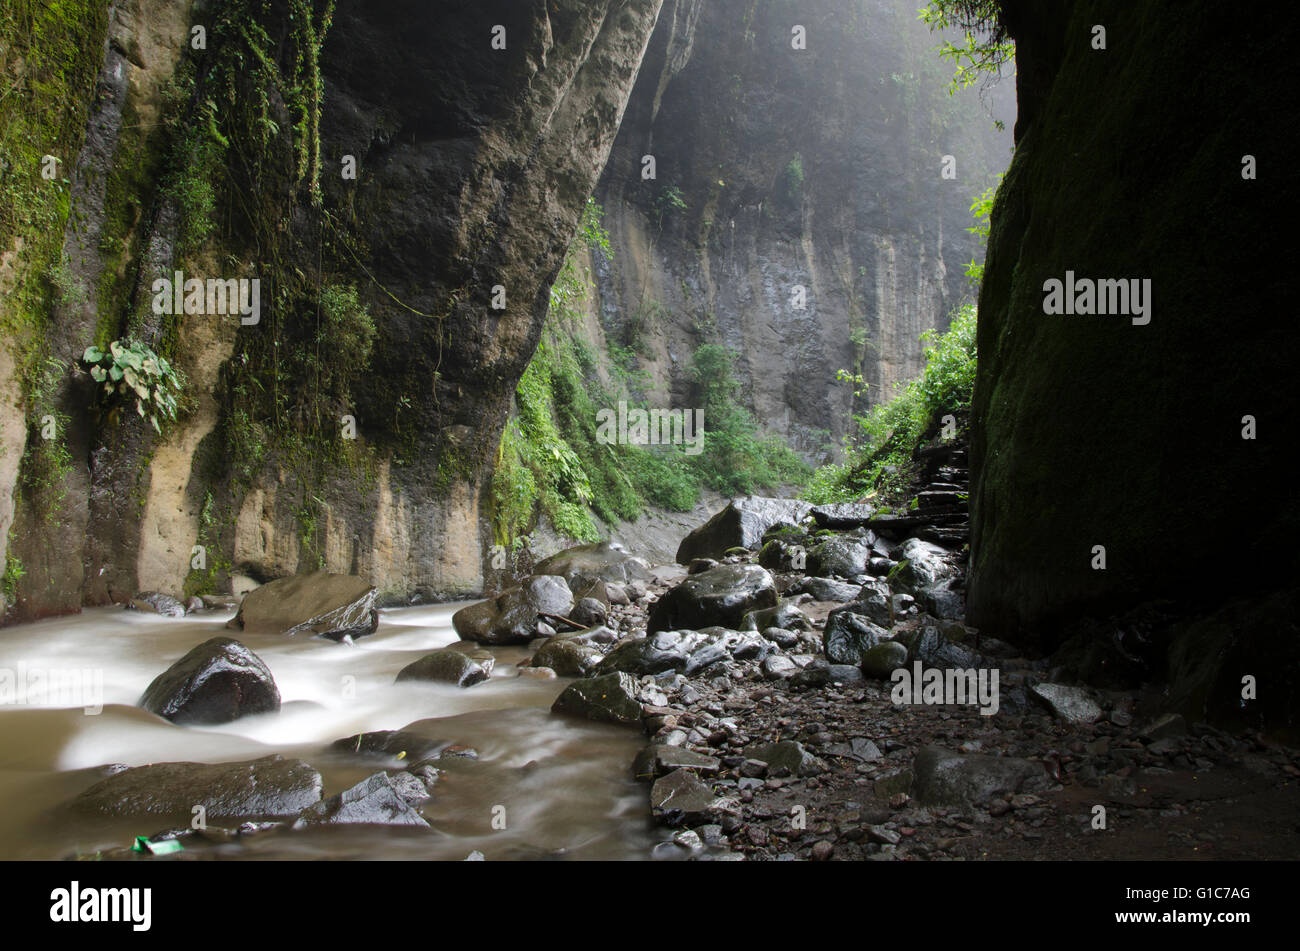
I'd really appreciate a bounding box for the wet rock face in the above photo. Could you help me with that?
[230,573,379,641]
[127,592,186,618]
[533,543,652,599]
[453,575,574,645]
[552,671,643,725]
[395,649,492,688]
[67,755,323,819]
[968,0,1300,646]
[675,498,813,563]
[647,564,777,634]
[139,637,281,725]
[292,772,430,829]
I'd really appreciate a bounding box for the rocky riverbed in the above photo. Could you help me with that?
[4,442,1298,861]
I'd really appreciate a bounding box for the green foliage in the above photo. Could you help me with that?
[918,0,1014,95]
[2,551,25,607]
[653,184,687,233]
[784,153,805,195]
[806,178,995,505]
[685,344,810,496]
[803,303,977,504]
[963,178,998,288]
[81,340,183,434]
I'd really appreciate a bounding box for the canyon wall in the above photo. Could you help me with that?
[1,0,665,618]
[586,0,1013,453]
[967,0,1299,731]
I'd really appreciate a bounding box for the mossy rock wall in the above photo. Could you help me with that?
[967,0,1300,646]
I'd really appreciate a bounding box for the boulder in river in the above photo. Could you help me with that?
[675,497,812,563]
[329,730,451,763]
[551,672,643,726]
[127,591,186,618]
[647,563,777,634]
[533,542,652,600]
[453,575,574,646]
[67,755,322,819]
[228,571,379,640]
[530,634,605,677]
[139,636,281,724]
[292,772,430,829]
[395,649,492,687]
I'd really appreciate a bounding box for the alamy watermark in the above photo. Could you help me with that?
[595,401,704,456]
[152,269,260,325]
[1042,270,1151,326]
[0,663,104,715]
[890,661,999,716]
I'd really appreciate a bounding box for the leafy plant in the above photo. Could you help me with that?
[919,1,1014,95]
[81,340,182,434]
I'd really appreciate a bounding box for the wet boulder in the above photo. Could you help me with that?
[739,598,809,633]
[822,604,890,665]
[809,503,878,529]
[894,623,986,669]
[891,539,957,594]
[67,755,322,819]
[229,571,379,641]
[806,533,873,579]
[598,630,706,675]
[789,576,862,603]
[328,731,450,763]
[744,740,825,778]
[633,745,722,781]
[860,640,909,679]
[650,769,720,826]
[680,627,771,673]
[1029,683,1103,724]
[533,543,652,600]
[395,649,492,687]
[676,497,812,563]
[757,537,806,572]
[551,672,643,726]
[569,597,608,627]
[139,636,280,725]
[292,772,430,829]
[647,564,777,634]
[530,634,606,677]
[127,591,186,618]
[453,575,574,646]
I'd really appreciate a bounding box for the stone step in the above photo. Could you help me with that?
[916,490,967,508]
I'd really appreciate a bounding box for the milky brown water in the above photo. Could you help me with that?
[0,604,657,860]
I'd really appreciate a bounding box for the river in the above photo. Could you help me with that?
[0,602,656,860]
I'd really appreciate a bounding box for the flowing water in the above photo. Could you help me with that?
[0,603,657,860]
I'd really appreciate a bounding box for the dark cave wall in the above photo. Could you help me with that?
[968,0,1300,648]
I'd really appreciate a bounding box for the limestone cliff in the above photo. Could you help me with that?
[1,0,665,618]
[586,0,1013,453]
